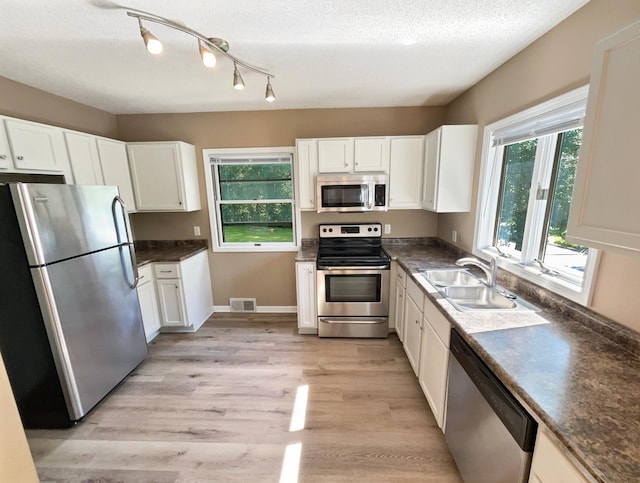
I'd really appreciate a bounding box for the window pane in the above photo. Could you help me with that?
[220,203,293,243]
[495,139,537,252]
[542,129,588,274]
[218,164,292,201]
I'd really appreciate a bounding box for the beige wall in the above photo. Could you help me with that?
[0,77,118,138]
[118,108,445,307]
[441,0,640,332]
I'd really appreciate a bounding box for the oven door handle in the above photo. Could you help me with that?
[321,265,390,270]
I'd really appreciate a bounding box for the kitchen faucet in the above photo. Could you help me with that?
[455,256,498,287]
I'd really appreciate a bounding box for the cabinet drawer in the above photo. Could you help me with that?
[396,267,407,288]
[423,296,451,346]
[138,264,154,285]
[154,263,180,279]
[406,277,424,307]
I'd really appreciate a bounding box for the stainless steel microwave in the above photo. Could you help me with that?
[316,174,388,213]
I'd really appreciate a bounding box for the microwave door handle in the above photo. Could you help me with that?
[367,184,374,210]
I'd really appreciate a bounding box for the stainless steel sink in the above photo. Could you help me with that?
[419,269,483,287]
[439,285,539,312]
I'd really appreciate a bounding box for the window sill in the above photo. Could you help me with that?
[474,247,594,306]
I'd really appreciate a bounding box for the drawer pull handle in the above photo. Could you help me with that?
[159,270,173,273]
[0,154,6,160]
[17,155,24,160]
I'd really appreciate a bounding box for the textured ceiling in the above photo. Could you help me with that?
[0,0,590,114]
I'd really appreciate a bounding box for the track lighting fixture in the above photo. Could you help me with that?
[128,10,276,102]
[199,40,216,68]
[265,79,276,102]
[233,64,245,90]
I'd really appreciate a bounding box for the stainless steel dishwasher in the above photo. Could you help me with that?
[445,329,537,483]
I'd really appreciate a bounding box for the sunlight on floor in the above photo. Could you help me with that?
[279,442,302,483]
[289,384,309,432]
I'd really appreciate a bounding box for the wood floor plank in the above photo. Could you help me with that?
[27,313,461,482]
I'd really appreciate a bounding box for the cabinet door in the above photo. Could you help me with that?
[418,319,449,429]
[64,132,104,185]
[566,20,640,257]
[296,262,317,333]
[394,279,406,342]
[128,143,187,211]
[0,123,11,170]
[96,138,137,212]
[388,136,425,209]
[318,138,353,173]
[529,430,588,483]
[422,129,441,211]
[137,280,161,341]
[156,279,188,327]
[354,137,389,172]
[403,295,422,376]
[4,119,68,172]
[423,125,477,213]
[295,139,318,210]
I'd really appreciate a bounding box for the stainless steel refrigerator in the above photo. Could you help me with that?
[0,182,147,428]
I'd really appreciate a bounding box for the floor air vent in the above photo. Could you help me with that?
[229,298,257,312]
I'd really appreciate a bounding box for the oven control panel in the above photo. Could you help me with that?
[319,223,382,238]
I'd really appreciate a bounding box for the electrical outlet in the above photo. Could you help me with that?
[194,225,201,236]
[384,224,391,234]
[452,230,457,243]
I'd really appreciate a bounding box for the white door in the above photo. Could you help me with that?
[296,262,317,332]
[0,123,12,169]
[128,143,184,210]
[388,137,425,209]
[403,296,422,376]
[394,279,405,342]
[318,139,353,173]
[4,119,66,172]
[418,320,449,429]
[423,129,441,211]
[96,138,137,212]
[295,140,318,210]
[64,132,104,185]
[354,138,389,172]
[156,279,187,327]
[137,280,161,340]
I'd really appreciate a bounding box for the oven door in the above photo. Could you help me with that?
[317,268,390,317]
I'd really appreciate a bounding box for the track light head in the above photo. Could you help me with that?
[139,25,163,55]
[233,65,245,90]
[199,41,217,68]
[265,79,276,102]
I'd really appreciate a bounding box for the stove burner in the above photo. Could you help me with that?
[317,223,390,269]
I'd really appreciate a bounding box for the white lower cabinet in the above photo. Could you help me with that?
[295,262,317,334]
[394,266,407,341]
[529,430,588,483]
[403,277,424,376]
[136,264,161,342]
[418,296,451,429]
[154,251,214,331]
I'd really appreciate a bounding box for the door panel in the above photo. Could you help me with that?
[36,247,147,419]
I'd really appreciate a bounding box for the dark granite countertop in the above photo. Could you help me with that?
[381,242,640,483]
[134,239,208,266]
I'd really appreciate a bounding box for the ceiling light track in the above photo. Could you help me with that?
[127,10,275,102]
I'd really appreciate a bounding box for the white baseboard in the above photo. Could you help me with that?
[214,305,297,313]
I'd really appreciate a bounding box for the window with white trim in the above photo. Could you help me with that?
[474,86,599,305]
[203,147,300,252]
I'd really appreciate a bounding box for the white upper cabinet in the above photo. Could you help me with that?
[567,20,640,258]
[295,139,318,210]
[354,137,390,172]
[318,138,354,173]
[422,125,477,213]
[127,141,201,212]
[96,138,137,212]
[64,131,104,185]
[3,118,71,177]
[0,123,11,170]
[388,136,425,209]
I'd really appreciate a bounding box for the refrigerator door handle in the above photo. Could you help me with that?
[112,196,140,289]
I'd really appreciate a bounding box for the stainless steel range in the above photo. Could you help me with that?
[316,223,391,338]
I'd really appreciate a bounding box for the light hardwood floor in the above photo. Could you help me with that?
[27,313,462,482]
